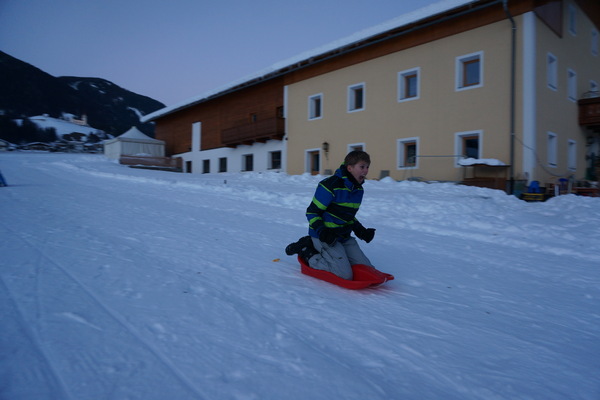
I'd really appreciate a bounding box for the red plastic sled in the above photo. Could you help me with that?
[298,256,394,290]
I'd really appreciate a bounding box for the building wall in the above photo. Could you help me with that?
[286,1,599,185]
[286,19,514,182]
[529,0,600,185]
[154,77,284,154]
[153,77,286,174]
[176,138,285,174]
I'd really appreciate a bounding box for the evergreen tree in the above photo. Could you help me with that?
[19,118,39,143]
[0,115,20,143]
[39,127,57,143]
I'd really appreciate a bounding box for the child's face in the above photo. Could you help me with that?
[347,161,370,184]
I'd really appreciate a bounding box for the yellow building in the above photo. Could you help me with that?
[284,0,600,191]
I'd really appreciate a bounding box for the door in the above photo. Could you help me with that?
[308,150,320,175]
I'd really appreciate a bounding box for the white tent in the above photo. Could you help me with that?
[104,127,165,160]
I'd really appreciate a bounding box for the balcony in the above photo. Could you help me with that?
[221,117,285,147]
[578,92,600,128]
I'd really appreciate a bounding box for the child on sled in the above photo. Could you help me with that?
[285,150,376,280]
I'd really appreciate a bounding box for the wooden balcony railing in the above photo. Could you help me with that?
[578,95,600,127]
[221,117,285,147]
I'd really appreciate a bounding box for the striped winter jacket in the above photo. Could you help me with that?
[306,165,364,242]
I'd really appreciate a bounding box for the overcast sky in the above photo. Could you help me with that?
[1,0,437,106]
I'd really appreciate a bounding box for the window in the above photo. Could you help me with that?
[269,151,282,170]
[456,52,483,90]
[398,68,420,101]
[567,69,577,102]
[547,132,557,167]
[547,53,558,90]
[463,136,480,158]
[308,94,323,120]
[219,157,227,173]
[568,140,577,171]
[347,83,365,112]
[455,131,481,165]
[243,154,253,172]
[568,4,577,36]
[202,159,210,174]
[397,138,419,168]
[592,29,598,56]
[348,143,364,153]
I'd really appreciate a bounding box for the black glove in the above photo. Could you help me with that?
[354,225,376,243]
[319,228,337,246]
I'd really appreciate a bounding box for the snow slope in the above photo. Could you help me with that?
[0,153,599,400]
[20,115,104,139]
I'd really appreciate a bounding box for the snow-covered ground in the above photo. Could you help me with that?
[1,152,598,400]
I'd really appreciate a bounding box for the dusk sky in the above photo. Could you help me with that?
[1,0,436,106]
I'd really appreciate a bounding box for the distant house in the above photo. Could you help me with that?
[143,0,600,191]
[65,113,89,126]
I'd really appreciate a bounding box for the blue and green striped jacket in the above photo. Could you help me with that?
[306,165,364,242]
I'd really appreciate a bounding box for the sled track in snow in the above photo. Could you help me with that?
[0,274,73,399]
[2,225,208,400]
[205,280,391,398]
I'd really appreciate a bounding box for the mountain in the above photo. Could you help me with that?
[0,50,165,138]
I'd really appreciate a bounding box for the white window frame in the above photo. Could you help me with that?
[567,140,577,171]
[567,69,577,102]
[547,132,557,168]
[455,130,483,166]
[308,93,323,120]
[347,83,365,113]
[547,53,558,91]
[455,51,483,91]
[397,137,419,169]
[347,143,365,153]
[304,148,321,174]
[398,67,421,102]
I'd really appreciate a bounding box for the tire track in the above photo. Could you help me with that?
[2,227,207,400]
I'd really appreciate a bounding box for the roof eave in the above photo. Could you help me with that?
[142,0,500,123]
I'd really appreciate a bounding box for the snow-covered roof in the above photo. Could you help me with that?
[142,0,478,123]
[458,158,507,167]
[104,126,164,144]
